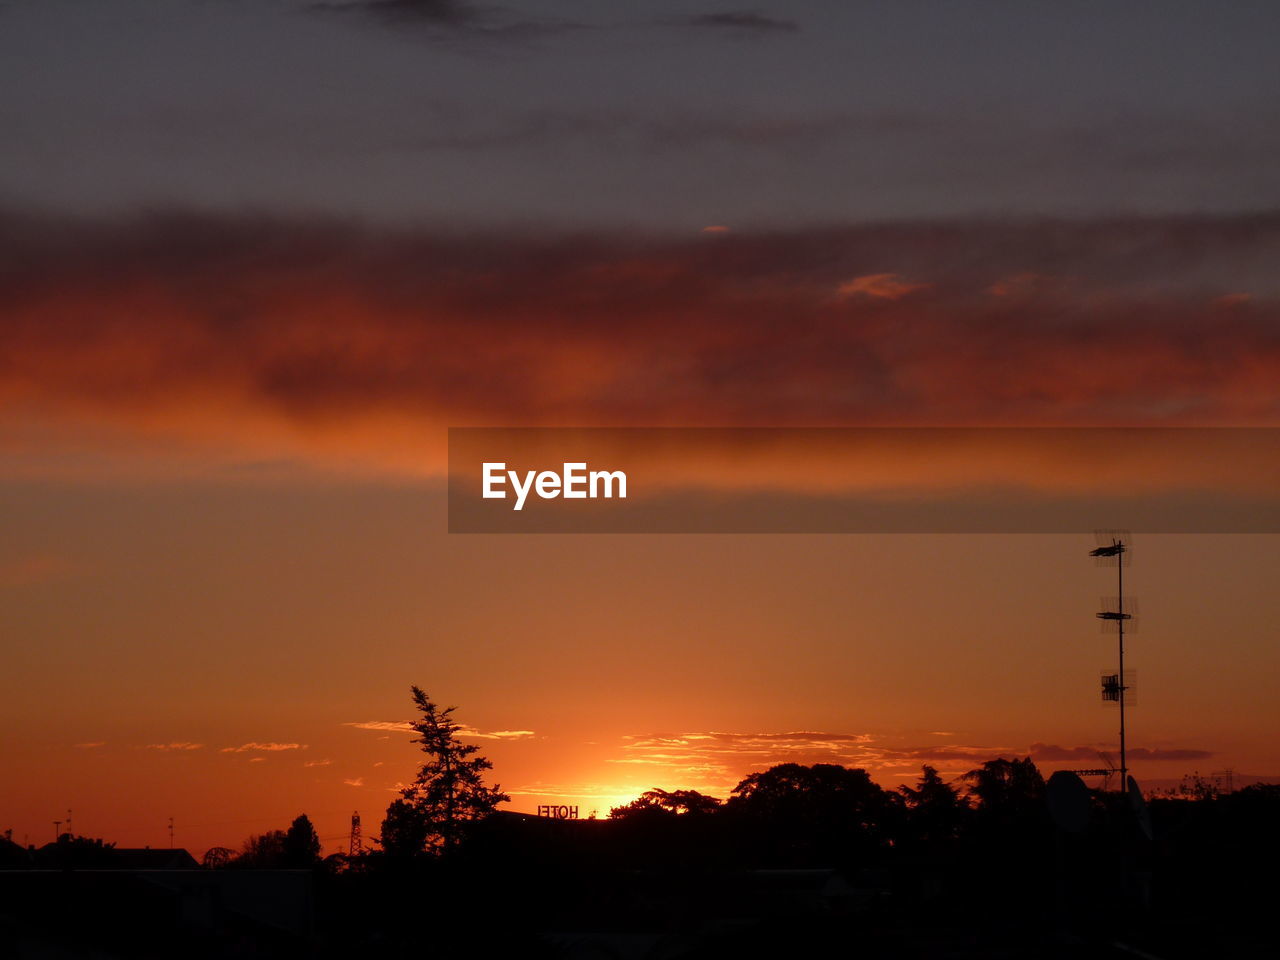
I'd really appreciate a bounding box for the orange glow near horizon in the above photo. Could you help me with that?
[2,213,1279,857]
[3,481,1277,856]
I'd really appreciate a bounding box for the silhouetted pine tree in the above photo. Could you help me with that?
[381,685,509,856]
[898,765,966,845]
[283,814,321,866]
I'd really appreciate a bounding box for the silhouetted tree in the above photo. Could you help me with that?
[283,813,322,866]
[960,756,1050,879]
[727,763,899,865]
[380,685,509,856]
[237,829,286,868]
[1161,771,1219,801]
[380,797,432,858]
[899,765,966,844]
[962,756,1045,816]
[730,763,893,824]
[609,788,721,819]
[201,846,236,869]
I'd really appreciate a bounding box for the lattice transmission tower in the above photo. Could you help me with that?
[348,811,363,857]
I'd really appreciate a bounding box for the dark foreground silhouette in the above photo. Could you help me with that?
[4,688,1275,958]
[3,763,1276,959]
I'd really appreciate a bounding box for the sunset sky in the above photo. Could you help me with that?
[2,1,1279,856]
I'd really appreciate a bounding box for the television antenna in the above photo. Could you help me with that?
[1089,531,1134,789]
[1070,750,1119,791]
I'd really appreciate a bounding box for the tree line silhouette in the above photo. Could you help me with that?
[7,686,1275,957]
[203,687,1278,956]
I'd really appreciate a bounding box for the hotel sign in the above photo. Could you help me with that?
[536,804,579,819]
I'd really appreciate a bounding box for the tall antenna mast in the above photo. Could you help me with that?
[348,811,363,858]
[1090,531,1134,788]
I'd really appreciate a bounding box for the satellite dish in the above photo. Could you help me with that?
[1047,771,1091,834]
[1127,776,1153,841]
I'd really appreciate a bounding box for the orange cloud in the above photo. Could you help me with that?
[220,742,307,753]
[3,209,1279,484]
[343,720,534,739]
[611,731,881,788]
[455,725,536,740]
[835,272,928,299]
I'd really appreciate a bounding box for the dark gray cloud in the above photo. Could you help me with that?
[682,10,799,33]
[4,1,1280,223]
[309,0,483,26]
[309,0,583,38]
[315,2,796,37]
